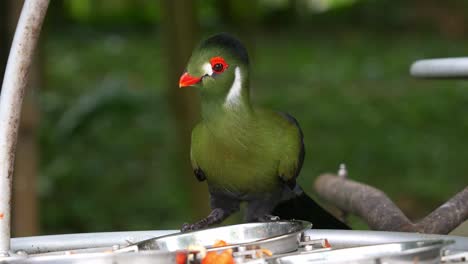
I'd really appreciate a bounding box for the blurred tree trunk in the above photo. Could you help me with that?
[13,68,41,237]
[410,0,466,38]
[160,0,209,221]
[5,0,41,237]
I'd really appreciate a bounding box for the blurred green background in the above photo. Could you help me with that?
[1,0,467,236]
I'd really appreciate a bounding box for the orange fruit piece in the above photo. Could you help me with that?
[202,240,235,264]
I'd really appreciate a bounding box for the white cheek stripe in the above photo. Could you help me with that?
[225,67,242,107]
[202,63,213,76]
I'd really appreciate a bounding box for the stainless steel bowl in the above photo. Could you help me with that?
[272,239,452,263]
[132,220,311,254]
[6,250,183,264]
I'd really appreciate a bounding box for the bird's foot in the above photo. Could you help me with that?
[257,214,281,222]
[181,208,232,232]
[181,222,206,232]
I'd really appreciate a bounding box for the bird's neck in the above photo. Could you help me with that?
[201,67,253,122]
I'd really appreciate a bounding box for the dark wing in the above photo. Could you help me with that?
[273,191,351,229]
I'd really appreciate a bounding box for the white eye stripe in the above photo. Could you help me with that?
[202,63,213,76]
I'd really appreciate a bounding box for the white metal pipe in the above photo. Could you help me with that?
[9,230,468,255]
[411,57,468,79]
[0,0,49,255]
[11,230,178,254]
[307,229,468,252]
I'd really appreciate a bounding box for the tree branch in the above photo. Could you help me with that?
[314,173,468,234]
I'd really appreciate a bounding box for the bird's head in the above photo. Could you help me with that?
[179,33,250,104]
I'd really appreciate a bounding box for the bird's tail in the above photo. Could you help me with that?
[273,188,351,229]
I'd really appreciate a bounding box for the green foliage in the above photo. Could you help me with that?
[64,0,160,25]
[40,32,188,233]
[252,33,468,219]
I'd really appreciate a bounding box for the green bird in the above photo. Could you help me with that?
[179,33,349,231]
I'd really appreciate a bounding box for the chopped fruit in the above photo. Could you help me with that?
[188,245,207,259]
[176,251,187,264]
[202,240,235,264]
[323,239,331,248]
[258,248,273,257]
[213,240,229,247]
[202,250,234,264]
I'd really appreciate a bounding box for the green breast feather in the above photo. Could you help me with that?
[190,107,303,194]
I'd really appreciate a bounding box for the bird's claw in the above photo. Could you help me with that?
[181,223,194,232]
[269,215,281,221]
[181,222,205,232]
[257,214,281,222]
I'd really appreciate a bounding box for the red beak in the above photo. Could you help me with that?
[179,72,202,88]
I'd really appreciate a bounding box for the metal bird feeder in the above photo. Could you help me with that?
[0,1,467,263]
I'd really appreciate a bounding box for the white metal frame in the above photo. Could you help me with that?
[9,229,468,254]
[411,57,468,78]
[0,0,50,255]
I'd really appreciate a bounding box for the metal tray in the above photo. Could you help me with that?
[271,239,452,263]
[5,250,183,264]
[129,220,311,255]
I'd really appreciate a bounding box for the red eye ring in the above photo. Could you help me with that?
[210,57,228,73]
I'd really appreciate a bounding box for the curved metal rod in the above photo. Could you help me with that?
[306,229,468,252]
[11,230,177,254]
[0,0,49,255]
[9,229,468,254]
[410,57,468,79]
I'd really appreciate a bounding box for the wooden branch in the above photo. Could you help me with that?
[314,173,468,234]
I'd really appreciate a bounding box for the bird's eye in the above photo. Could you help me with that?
[210,56,228,74]
[213,63,223,72]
